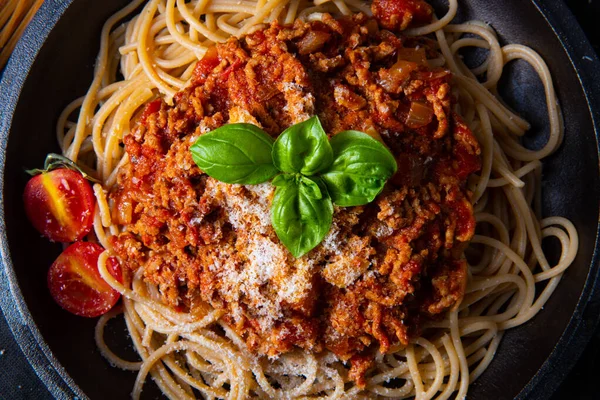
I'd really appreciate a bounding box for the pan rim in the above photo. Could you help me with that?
[0,2,87,399]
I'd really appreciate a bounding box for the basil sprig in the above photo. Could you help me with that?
[190,116,397,257]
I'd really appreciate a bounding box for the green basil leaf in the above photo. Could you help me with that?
[321,130,398,206]
[300,176,323,200]
[272,174,294,187]
[272,178,333,258]
[190,123,278,184]
[272,116,333,176]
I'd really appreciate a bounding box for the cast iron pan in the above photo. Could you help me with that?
[1,0,599,399]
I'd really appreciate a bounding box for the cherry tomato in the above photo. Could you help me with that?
[23,168,95,243]
[47,242,122,317]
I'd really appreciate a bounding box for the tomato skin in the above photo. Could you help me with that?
[140,99,162,125]
[47,242,122,317]
[192,46,221,85]
[372,0,433,31]
[23,168,95,243]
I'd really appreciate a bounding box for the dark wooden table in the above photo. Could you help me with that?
[1,1,599,398]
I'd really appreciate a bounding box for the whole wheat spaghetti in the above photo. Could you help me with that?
[56,0,578,398]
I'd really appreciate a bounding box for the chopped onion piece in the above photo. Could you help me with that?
[414,68,451,81]
[365,19,379,35]
[397,47,427,65]
[379,60,418,92]
[297,31,331,55]
[406,101,434,129]
[365,126,386,144]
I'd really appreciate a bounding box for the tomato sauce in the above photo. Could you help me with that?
[111,11,481,385]
[372,0,434,31]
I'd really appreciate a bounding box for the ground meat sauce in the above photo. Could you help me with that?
[111,2,480,386]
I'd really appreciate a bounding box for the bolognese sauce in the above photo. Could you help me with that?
[111,7,480,385]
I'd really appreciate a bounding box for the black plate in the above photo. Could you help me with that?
[1,0,600,399]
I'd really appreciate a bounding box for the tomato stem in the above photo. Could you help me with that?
[25,153,101,183]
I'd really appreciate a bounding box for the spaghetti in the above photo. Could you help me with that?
[0,0,45,70]
[56,0,579,398]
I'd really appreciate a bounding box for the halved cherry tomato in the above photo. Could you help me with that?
[23,168,95,243]
[47,241,122,317]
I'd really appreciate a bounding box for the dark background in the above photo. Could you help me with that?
[1,0,599,399]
